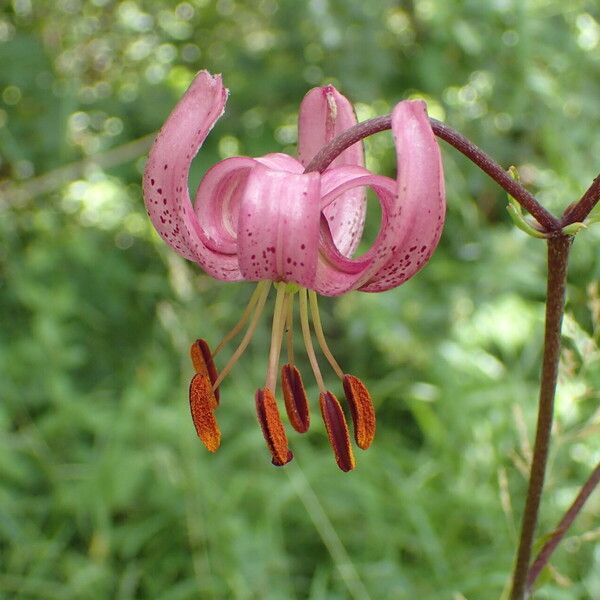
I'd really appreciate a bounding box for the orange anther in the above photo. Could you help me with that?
[255,388,292,466]
[281,364,310,433]
[190,338,219,406]
[189,373,221,452]
[319,391,355,472]
[343,374,376,450]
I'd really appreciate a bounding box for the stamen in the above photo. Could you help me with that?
[319,391,355,472]
[343,375,376,450]
[281,364,310,433]
[211,281,272,391]
[213,282,266,357]
[285,293,295,365]
[308,291,344,381]
[190,338,219,406]
[189,373,221,452]
[299,288,326,393]
[265,284,288,392]
[255,387,293,466]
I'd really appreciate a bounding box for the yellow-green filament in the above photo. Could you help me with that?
[213,282,266,357]
[212,281,272,391]
[299,288,326,393]
[285,292,295,366]
[308,290,344,381]
[265,283,288,392]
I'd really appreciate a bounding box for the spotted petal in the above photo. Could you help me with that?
[313,166,398,296]
[297,85,366,258]
[143,71,243,281]
[360,100,445,292]
[237,164,321,288]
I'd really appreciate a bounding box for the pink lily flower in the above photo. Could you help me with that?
[143,71,445,471]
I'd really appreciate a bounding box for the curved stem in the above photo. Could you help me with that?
[304,115,561,232]
[510,235,572,600]
[526,460,600,595]
[561,173,600,226]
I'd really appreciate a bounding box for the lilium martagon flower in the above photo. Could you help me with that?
[143,71,445,472]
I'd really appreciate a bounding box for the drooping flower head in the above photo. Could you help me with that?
[143,71,445,471]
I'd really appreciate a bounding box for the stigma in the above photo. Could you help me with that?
[187,282,376,472]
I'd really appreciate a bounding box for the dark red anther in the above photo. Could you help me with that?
[343,374,376,450]
[319,391,355,472]
[272,450,294,466]
[189,373,221,452]
[281,364,310,433]
[190,339,219,406]
[255,388,293,466]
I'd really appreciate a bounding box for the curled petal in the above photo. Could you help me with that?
[194,154,304,256]
[313,168,398,296]
[298,86,366,257]
[360,100,446,292]
[143,71,242,281]
[255,153,304,173]
[237,164,321,288]
[194,156,256,255]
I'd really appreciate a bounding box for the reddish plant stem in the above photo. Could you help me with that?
[510,235,572,600]
[561,173,600,226]
[526,460,600,595]
[304,114,561,232]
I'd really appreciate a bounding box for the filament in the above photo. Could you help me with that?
[212,281,272,390]
[308,290,344,381]
[299,288,326,393]
[213,282,266,357]
[265,284,288,391]
[285,292,295,365]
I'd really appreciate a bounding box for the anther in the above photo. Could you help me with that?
[189,373,221,452]
[281,364,310,433]
[255,388,293,466]
[272,450,294,467]
[343,375,376,450]
[190,339,219,406]
[319,391,356,472]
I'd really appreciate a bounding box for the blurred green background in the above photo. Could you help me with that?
[1,1,599,598]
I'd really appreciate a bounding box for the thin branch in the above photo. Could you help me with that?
[304,115,561,232]
[561,173,600,226]
[526,460,600,595]
[510,235,572,600]
[0,132,156,206]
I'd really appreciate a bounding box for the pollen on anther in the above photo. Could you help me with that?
[281,364,310,433]
[255,388,292,466]
[189,373,221,452]
[343,375,376,450]
[319,391,355,472]
[190,339,220,406]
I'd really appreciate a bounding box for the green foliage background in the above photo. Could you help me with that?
[1,1,599,598]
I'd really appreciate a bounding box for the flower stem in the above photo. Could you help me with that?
[510,235,572,600]
[526,460,600,595]
[561,173,600,226]
[304,114,560,233]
